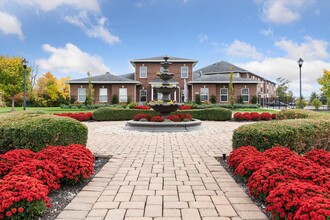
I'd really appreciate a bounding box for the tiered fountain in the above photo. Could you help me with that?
[148,56,183,118]
[126,56,201,132]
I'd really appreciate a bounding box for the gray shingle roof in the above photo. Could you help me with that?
[131,56,197,62]
[67,72,139,84]
[190,72,260,83]
[194,61,248,74]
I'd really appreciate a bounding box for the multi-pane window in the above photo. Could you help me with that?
[140,66,147,78]
[99,88,107,103]
[119,88,127,102]
[200,87,209,102]
[241,88,249,102]
[140,89,147,102]
[181,66,188,78]
[220,88,228,102]
[78,88,86,102]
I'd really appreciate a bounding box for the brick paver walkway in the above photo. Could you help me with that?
[56,121,268,220]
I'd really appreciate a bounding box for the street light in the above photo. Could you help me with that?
[22,58,28,111]
[297,58,304,109]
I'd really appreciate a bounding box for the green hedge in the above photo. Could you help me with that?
[194,103,260,109]
[276,109,329,120]
[177,108,232,121]
[232,119,330,154]
[92,107,232,121]
[0,111,88,152]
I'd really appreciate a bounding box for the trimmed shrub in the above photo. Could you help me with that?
[133,113,152,121]
[167,115,181,122]
[276,109,330,120]
[210,95,216,104]
[151,116,165,122]
[178,108,232,121]
[304,149,330,168]
[111,94,119,104]
[0,111,88,152]
[93,108,159,121]
[194,103,260,109]
[232,119,330,154]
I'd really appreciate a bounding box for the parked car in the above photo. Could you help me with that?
[267,101,288,107]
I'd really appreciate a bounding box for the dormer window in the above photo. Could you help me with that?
[140,65,147,78]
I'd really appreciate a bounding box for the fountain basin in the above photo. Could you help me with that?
[149,103,183,118]
[158,73,174,81]
[155,86,176,94]
[125,119,202,132]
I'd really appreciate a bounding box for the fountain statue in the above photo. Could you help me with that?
[148,56,183,118]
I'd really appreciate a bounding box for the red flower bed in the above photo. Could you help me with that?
[266,181,330,219]
[227,146,260,169]
[304,149,330,169]
[229,145,330,219]
[133,113,152,121]
[0,175,50,219]
[6,159,63,191]
[179,105,192,110]
[271,113,277,119]
[167,115,181,122]
[233,112,276,121]
[54,112,92,121]
[133,106,151,110]
[0,149,35,178]
[174,113,193,121]
[34,146,66,160]
[150,116,165,122]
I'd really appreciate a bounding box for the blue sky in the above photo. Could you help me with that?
[1,0,329,97]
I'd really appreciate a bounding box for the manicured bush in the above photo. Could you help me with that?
[263,146,296,162]
[151,116,165,122]
[234,154,271,181]
[0,111,88,152]
[304,149,330,168]
[194,103,260,109]
[294,196,330,220]
[179,105,193,110]
[250,112,260,121]
[178,108,232,121]
[242,112,252,121]
[233,112,243,121]
[133,106,151,110]
[260,112,272,120]
[232,119,330,153]
[133,113,152,121]
[173,113,192,121]
[0,175,51,219]
[276,109,329,120]
[227,146,260,169]
[93,108,159,121]
[234,112,275,121]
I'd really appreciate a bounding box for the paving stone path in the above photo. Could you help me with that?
[56,121,268,220]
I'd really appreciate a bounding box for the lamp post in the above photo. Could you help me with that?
[297,58,304,109]
[22,58,28,111]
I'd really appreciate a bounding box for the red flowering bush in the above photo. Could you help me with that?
[294,196,330,220]
[51,145,94,185]
[260,112,272,120]
[233,112,244,121]
[304,149,330,169]
[0,149,35,178]
[266,181,330,219]
[250,112,261,121]
[150,116,165,122]
[133,106,151,110]
[242,112,252,121]
[175,113,193,121]
[227,146,260,169]
[54,112,92,121]
[6,159,63,191]
[133,113,152,121]
[0,175,50,219]
[179,105,192,110]
[247,163,299,201]
[167,115,181,122]
[300,168,330,191]
[263,146,297,162]
[234,154,273,181]
[271,113,277,119]
[34,145,66,160]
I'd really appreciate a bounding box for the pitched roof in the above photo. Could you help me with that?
[190,72,260,84]
[130,56,198,67]
[67,72,139,84]
[194,61,248,74]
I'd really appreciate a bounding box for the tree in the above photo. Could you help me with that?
[0,56,31,111]
[276,77,291,97]
[311,98,322,110]
[33,72,59,106]
[317,69,330,107]
[56,76,70,104]
[309,91,318,103]
[295,98,307,109]
[85,72,94,107]
[229,66,235,108]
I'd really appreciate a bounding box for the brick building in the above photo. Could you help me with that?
[68,56,276,104]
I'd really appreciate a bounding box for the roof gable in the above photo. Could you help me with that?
[67,72,138,84]
[194,61,248,74]
[130,55,198,67]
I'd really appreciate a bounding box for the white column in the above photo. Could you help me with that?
[151,85,154,101]
[174,89,177,102]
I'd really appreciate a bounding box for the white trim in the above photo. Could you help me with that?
[200,87,209,102]
[99,88,107,103]
[77,88,86,102]
[119,88,128,102]
[220,88,228,102]
[139,66,147,78]
[181,66,188,78]
[241,88,249,102]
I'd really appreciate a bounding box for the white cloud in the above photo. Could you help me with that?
[197,34,209,43]
[225,40,263,60]
[64,11,120,45]
[238,58,329,97]
[260,28,274,37]
[275,36,329,60]
[257,0,315,24]
[36,43,111,75]
[10,0,100,12]
[0,11,24,40]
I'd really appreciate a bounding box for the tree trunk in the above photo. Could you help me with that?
[11,95,15,111]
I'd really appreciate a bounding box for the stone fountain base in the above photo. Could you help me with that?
[125,119,202,132]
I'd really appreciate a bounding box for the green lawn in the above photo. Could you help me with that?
[0,107,94,114]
